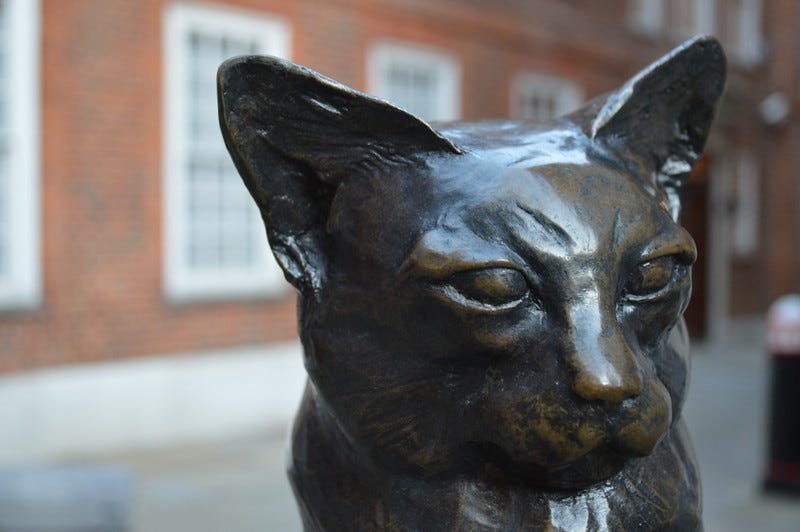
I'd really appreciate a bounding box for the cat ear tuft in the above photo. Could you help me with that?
[218,55,461,293]
[590,36,726,217]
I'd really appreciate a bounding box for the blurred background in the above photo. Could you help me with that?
[0,0,799,530]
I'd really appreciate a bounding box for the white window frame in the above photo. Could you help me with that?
[730,150,760,258]
[510,72,583,121]
[0,0,41,309]
[367,41,461,122]
[724,0,763,66]
[678,0,716,37]
[162,3,291,302]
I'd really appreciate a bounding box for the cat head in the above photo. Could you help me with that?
[218,36,725,488]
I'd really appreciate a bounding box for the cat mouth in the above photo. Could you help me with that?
[459,440,628,489]
[460,401,672,490]
[461,369,675,486]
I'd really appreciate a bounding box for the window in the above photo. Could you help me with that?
[718,0,763,66]
[510,73,582,121]
[367,43,461,122]
[0,0,40,309]
[628,0,714,37]
[627,0,762,66]
[670,0,715,37]
[163,4,290,301]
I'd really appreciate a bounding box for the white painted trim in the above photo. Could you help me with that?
[730,0,763,67]
[367,41,461,121]
[693,0,716,35]
[0,0,41,309]
[510,72,583,120]
[0,342,307,465]
[731,151,760,258]
[707,154,732,341]
[667,0,715,39]
[162,2,291,302]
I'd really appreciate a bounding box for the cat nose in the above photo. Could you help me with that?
[564,307,643,403]
[567,342,643,403]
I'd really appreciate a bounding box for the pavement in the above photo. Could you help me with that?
[53,319,800,531]
[682,320,800,531]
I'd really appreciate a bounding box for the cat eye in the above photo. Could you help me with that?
[624,254,689,301]
[437,267,530,312]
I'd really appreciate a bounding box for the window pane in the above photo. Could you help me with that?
[184,29,262,273]
[370,44,459,121]
[384,63,438,119]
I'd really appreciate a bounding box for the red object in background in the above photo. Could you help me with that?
[764,294,800,494]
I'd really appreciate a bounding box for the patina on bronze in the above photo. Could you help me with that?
[218,36,725,531]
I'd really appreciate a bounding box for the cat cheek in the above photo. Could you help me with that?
[615,380,672,456]
[468,312,547,353]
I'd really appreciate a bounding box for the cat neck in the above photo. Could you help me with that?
[287,386,702,531]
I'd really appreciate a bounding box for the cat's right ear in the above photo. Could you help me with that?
[218,56,461,293]
[587,36,726,219]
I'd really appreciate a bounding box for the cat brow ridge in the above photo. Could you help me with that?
[514,201,576,249]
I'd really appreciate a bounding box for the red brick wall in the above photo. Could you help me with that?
[0,0,796,372]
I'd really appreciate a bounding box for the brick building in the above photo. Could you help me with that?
[0,0,797,457]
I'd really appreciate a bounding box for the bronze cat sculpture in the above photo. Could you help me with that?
[218,36,725,531]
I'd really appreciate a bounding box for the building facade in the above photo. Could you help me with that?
[0,0,797,376]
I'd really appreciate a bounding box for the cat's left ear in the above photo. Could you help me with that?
[590,36,726,218]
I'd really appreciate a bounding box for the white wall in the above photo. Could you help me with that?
[0,342,306,465]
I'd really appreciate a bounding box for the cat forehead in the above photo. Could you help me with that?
[405,128,679,271]
[431,121,663,226]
